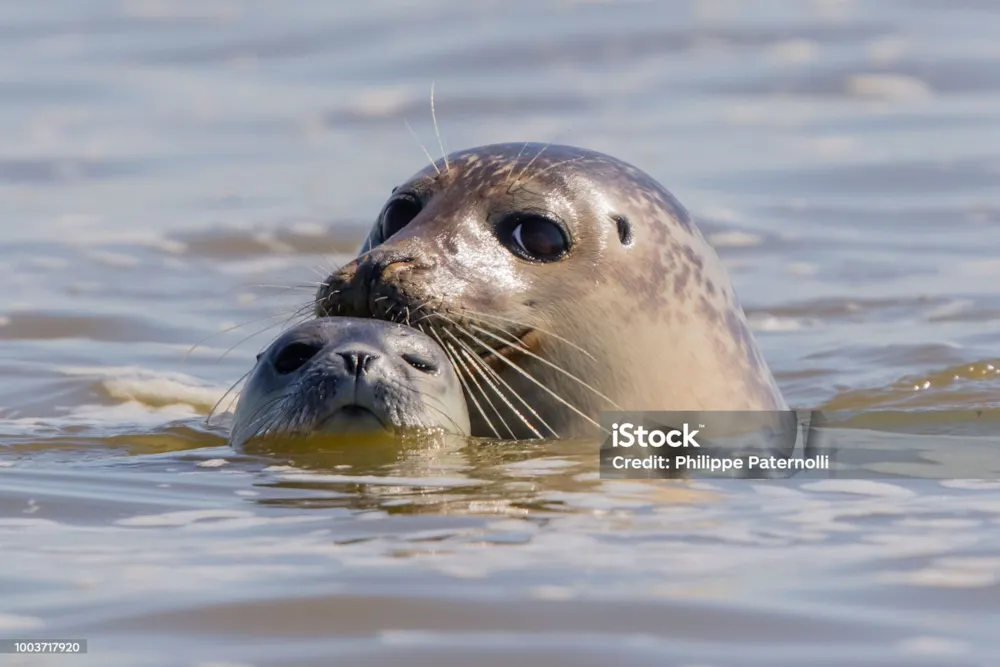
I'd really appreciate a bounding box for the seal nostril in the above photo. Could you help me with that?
[612,214,634,246]
[273,341,323,375]
[338,351,379,376]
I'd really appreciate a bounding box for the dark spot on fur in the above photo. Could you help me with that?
[706,280,716,296]
[612,215,634,246]
[682,245,704,270]
[672,263,691,299]
[698,296,721,325]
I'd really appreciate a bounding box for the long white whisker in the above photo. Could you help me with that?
[404,118,441,176]
[232,389,294,442]
[430,82,449,174]
[440,317,605,432]
[468,323,621,409]
[426,326,499,439]
[509,143,549,192]
[516,156,586,191]
[446,339,513,438]
[184,308,305,362]
[390,378,465,435]
[214,302,315,365]
[444,329,549,439]
[504,142,530,187]
[444,344,514,438]
[459,308,597,362]
[208,367,251,423]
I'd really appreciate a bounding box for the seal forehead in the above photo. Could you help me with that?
[411,143,693,234]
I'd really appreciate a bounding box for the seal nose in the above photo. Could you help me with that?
[359,250,420,292]
[319,249,422,318]
[337,351,379,377]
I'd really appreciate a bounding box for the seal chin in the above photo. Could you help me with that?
[318,404,388,434]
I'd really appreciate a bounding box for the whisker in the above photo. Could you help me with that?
[446,339,513,439]
[240,391,292,434]
[404,118,441,177]
[445,329,548,439]
[213,301,315,365]
[515,156,586,192]
[409,301,433,320]
[429,81,449,174]
[250,284,324,294]
[229,388,294,442]
[459,308,598,362]
[467,323,621,409]
[509,143,549,193]
[184,310,300,362]
[425,325,499,439]
[307,264,333,281]
[386,376,465,435]
[444,337,517,439]
[208,368,252,424]
[222,282,324,296]
[504,142,530,187]
[438,316,605,432]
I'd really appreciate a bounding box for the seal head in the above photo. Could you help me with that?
[315,143,787,439]
[229,317,471,449]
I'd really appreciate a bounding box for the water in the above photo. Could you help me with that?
[3,0,1000,664]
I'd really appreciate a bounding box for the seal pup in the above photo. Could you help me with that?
[314,143,787,440]
[229,317,471,450]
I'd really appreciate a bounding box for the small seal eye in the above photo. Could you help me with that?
[502,214,570,262]
[402,353,438,374]
[380,194,422,240]
[273,341,323,375]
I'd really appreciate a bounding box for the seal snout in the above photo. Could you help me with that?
[316,248,431,321]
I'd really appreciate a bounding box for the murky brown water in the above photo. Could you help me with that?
[3,0,1000,665]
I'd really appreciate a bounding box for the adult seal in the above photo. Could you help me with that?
[314,143,788,440]
[229,317,471,449]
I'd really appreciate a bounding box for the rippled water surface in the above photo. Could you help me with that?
[3,1,1000,665]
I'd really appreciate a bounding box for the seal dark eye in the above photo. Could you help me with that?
[502,214,570,262]
[402,353,438,374]
[273,341,323,375]
[380,194,422,240]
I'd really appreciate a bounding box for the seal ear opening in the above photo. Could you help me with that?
[612,215,634,247]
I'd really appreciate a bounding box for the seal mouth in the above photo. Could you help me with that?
[318,404,388,433]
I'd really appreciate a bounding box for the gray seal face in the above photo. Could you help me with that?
[229,317,471,449]
[314,143,787,440]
